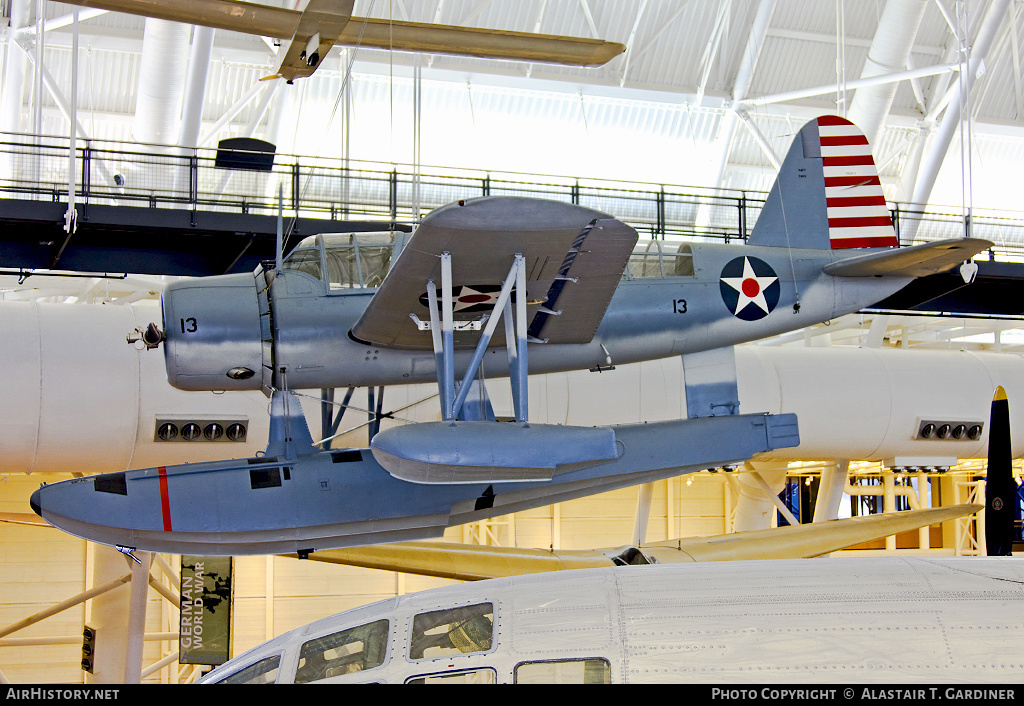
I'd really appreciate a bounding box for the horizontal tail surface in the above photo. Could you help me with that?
[749,115,898,251]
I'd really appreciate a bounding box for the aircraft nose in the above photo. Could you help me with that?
[30,488,42,517]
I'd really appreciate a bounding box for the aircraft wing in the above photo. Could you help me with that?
[271,0,355,83]
[641,504,979,561]
[295,504,979,581]
[294,540,613,581]
[823,237,993,278]
[0,512,52,527]
[350,197,639,349]
[57,0,626,82]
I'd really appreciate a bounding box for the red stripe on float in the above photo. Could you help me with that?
[158,466,172,532]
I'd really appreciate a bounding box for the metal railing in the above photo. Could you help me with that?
[4,132,1024,260]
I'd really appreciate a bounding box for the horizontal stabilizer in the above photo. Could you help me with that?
[370,421,619,484]
[823,237,993,278]
[297,505,980,580]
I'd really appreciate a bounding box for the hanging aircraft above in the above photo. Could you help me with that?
[196,556,1024,684]
[54,0,627,82]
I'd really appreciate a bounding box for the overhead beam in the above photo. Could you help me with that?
[910,0,1011,211]
[710,0,776,185]
[743,62,960,107]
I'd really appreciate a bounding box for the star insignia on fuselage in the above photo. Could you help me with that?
[719,256,780,321]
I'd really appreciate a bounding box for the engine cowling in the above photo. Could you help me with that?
[161,272,266,391]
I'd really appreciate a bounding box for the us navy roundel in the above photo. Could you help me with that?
[719,256,780,321]
[418,284,505,313]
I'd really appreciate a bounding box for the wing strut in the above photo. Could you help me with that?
[422,252,531,423]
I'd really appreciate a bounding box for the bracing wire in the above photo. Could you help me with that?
[956,0,974,240]
[279,2,379,252]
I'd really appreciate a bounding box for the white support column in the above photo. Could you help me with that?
[752,471,800,528]
[909,0,1010,218]
[631,482,654,546]
[64,10,79,235]
[178,26,215,149]
[133,19,192,145]
[665,476,675,541]
[734,462,790,531]
[32,0,43,140]
[1,0,31,139]
[123,551,153,684]
[550,503,561,550]
[883,471,896,550]
[847,0,930,146]
[813,460,850,523]
[265,556,274,642]
[708,0,776,187]
[86,545,134,684]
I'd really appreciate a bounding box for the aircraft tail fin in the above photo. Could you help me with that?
[748,115,898,251]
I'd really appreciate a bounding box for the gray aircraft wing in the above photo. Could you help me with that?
[350,197,638,349]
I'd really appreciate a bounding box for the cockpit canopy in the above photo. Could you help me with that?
[282,232,399,289]
[281,231,696,291]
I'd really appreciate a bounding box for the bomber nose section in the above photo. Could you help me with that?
[161,272,266,391]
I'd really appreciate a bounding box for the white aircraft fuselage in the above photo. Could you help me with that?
[199,557,1024,684]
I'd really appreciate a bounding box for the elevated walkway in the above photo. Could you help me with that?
[3,132,1024,297]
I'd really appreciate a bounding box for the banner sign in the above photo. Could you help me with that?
[179,556,232,665]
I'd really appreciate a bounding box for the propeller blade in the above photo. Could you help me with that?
[985,386,1017,556]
